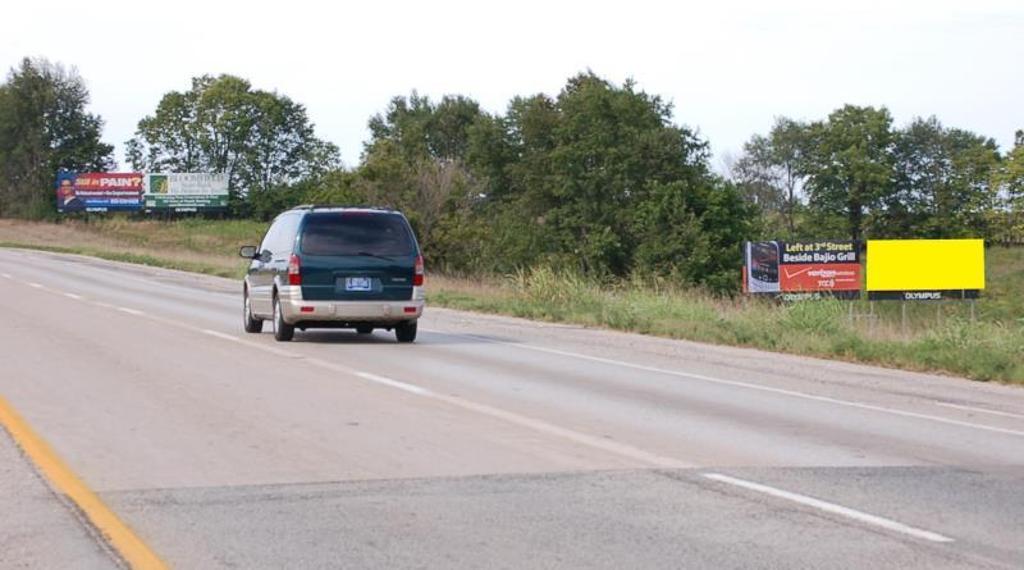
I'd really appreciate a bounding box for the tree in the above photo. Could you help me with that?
[0,58,114,218]
[127,74,339,214]
[353,73,755,288]
[801,105,896,241]
[365,93,481,163]
[994,129,1024,239]
[884,117,1000,238]
[732,117,809,235]
[356,93,490,266]
[474,72,754,286]
[490,73,721,275]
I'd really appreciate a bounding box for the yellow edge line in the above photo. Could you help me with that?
[0,395,168,569]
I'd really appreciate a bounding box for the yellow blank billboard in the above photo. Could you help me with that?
[866,239,985,291]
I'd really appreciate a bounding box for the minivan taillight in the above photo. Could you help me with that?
[413,255,424,286]
[288,254,302,285]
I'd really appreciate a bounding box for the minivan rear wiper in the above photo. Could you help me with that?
[356,251,396,262]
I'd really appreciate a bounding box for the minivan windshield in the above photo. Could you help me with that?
[300,212,416,257]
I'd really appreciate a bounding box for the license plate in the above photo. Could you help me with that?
[345,277,372,291]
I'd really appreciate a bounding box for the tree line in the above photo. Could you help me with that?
[729,109,1023,243]
[1,57,1022,291]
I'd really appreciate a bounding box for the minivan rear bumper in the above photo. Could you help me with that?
[277,285,424,324]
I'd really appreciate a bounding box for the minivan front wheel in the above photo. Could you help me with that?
[395,320,417,343]
[272,294,294,342]
[243,288,263,333]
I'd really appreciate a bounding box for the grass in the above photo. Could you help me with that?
[2,217,1022,384]
[0,217,263,279]
[432,268,1024,384]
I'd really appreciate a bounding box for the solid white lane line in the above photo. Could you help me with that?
[936,402,1024,421]
[702,473,954,543]
[62,292,83,300]
[28,282,44,289]
[445,333,1024,439]
[117,307,144,316]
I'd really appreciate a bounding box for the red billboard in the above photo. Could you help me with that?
[745,241,861,299]
[56,172,143,212]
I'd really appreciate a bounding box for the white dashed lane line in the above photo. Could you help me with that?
[439,332,1024,439]
[8,270,966,540]
[703,473,954,543]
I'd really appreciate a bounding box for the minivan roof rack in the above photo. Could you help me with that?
[289,204,397,212]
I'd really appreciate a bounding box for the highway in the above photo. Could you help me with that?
[1,247,1023,569]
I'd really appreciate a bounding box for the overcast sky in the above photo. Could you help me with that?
[3,0,1022,171]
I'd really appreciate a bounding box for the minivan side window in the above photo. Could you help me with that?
[260,214,302,260]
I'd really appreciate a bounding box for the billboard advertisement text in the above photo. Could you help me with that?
[143,173,229,212]
[56,172,143,212]
[744,240,861,299]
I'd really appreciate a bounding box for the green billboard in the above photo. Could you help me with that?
[143,173,229,212]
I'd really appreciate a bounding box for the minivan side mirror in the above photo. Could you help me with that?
[239,245,258,259]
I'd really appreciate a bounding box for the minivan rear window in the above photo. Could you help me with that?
[300,212,416,256]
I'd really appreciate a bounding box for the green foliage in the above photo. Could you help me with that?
[993,131,1024,239]
[126,74,339,214]
[356,73,754,290]
[882,117,1001,238]
[733,110,1019,243]
[0,58,114,218]
[802,105,896,241]
[731,117,809,235]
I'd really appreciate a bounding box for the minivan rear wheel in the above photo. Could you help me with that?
[243,288,263,333]
[355,324,373,334]
[272,294,294,342]
[395,320,417,343]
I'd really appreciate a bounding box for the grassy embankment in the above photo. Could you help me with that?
[1,218,1021,384]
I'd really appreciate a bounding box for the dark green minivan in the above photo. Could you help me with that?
[239,206,425,343]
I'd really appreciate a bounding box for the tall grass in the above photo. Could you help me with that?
[433,266,1024,384]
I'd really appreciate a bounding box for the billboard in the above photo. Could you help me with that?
[866,239,985,300]
[143,173,229,212]
[744,240,861,299]
[56,172,143,212]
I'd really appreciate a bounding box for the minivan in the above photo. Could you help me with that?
[239,205,425,343]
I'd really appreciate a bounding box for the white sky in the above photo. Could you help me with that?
[3,0,1022,171]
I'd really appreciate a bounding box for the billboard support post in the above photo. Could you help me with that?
[901,302,908,336]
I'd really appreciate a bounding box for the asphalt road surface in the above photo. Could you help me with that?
[1,247,1022,569]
